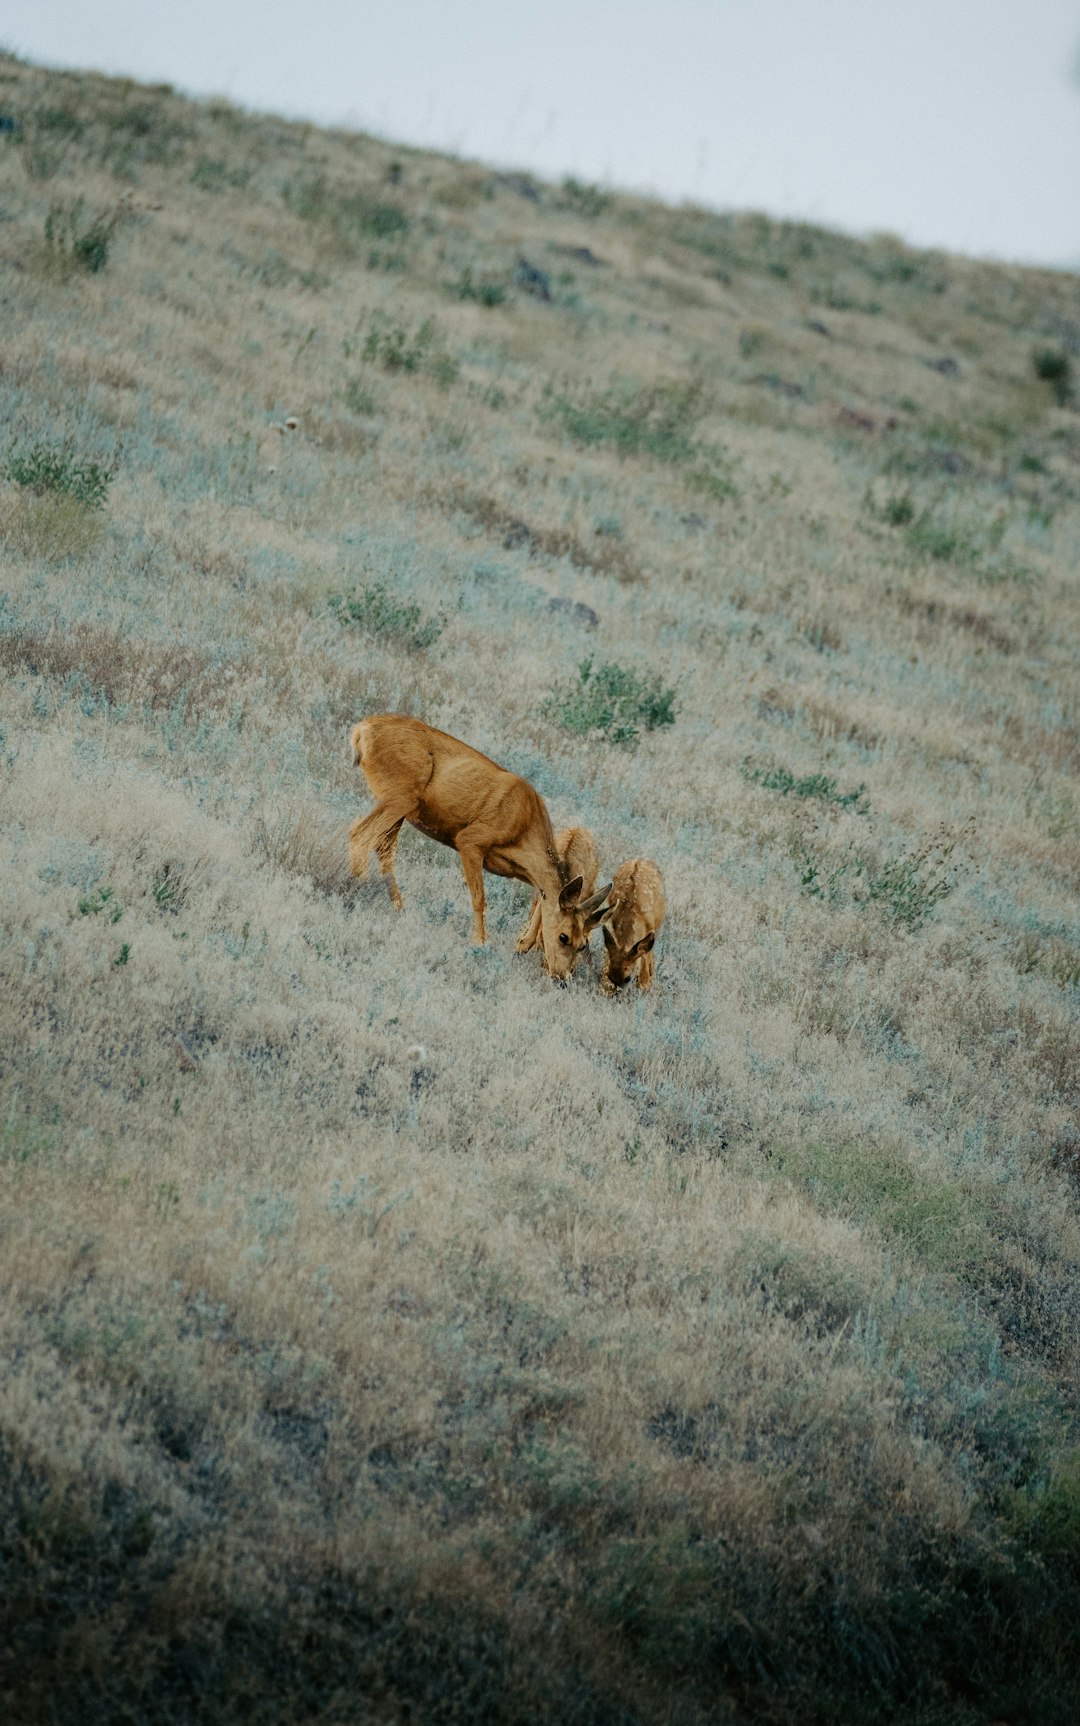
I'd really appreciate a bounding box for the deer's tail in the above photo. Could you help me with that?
[350,720,371,768]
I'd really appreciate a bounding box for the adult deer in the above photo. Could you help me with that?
[516,826,609,977]
[600,859,666,994]
[348,715,613,979]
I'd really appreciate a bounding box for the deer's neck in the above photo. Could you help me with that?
[513,808,566,900]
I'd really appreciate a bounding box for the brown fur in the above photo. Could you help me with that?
[516,826,611,979]
[349,715,612,976]
[601,858,666,994]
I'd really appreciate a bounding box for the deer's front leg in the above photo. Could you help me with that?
[516,894,542,954]
[456,843,487,945]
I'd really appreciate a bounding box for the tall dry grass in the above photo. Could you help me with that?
[1,49,1079,1725]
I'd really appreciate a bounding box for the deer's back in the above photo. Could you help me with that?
[353,713,548,839]
[554,826,600,897]
[610,858,666,949]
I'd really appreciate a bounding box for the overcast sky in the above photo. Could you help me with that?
[5,1,1079,265]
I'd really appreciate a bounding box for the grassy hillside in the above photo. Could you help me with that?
[2,51,1079,1724]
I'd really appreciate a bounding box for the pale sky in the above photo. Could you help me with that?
[5,1,1079,265]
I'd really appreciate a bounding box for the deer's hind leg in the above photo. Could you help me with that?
[515,894,543,955]
[349,801,414,908]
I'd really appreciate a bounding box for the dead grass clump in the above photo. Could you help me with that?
[801,697,881,751]
[254,805,355,898]
[898,589,1015,653]
[456,490,644,583]
[0,490,104,561]
[794,613,844,653]
[0,620,238,720]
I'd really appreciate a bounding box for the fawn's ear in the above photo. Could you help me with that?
[558,875,584,909]
[633,930,656,957]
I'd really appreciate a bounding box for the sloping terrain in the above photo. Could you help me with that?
[1,52,1079,1725]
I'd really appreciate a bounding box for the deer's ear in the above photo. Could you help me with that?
[633,930,656,957]
[578,882,612,916]
[558,875,584,908]
[586,900,617,932]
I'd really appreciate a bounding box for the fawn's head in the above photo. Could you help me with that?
[600,924,655,990]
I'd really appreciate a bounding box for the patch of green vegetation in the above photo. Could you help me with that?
[867,482,1015,575]
[559,176,610,218]
[1013,932,1080,992]
[329,583,444,651]
[544,377,700,463]
[342,378,378,416]
[865,837,961,927]
[78,884,123,922]
[452,266,508,306]
[773,1138,990,1278]
[97,98,193,173]
[361,314,458,386]
[283,173,408,252]
[1011,1451,1080,1559]
[745,763,868,811]
[41,197,119,275]
[0,490,104,561]
[542,656,676,748]
[6,438,114,509]
[190,155,252,193]
[792,828,964,927]
[1032,344,1072,405]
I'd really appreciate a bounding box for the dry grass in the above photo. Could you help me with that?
[1,49,1080,1726]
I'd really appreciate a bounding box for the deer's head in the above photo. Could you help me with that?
[539,876,615,981]
[600,923,655,991]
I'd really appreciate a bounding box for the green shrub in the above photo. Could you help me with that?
[78,885,123,922]
[42,198,119,275]
[865,832,964,928]
[6,439,114,509]
[283,174,408,251]
[190,155,252,193]
[542,655,676,748]
[745,763,867,811]
[361,315,458,386]
[545,378,702,464]
[452,267,507,306]
[559,176,610,218]
[792,828,964,926]
[343,379,378,416]
[329,583,444,651]
[1032,345,1072,404]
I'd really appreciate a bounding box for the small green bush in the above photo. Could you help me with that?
[560,176,610,219]
[1032,346,1072,404]
[792,828,964,927]
[6,439,114,509]
[283,174,408,251]
[453,267,507,307]
[42,198,119,275]
[545,378,702,464]
[329,583,444,651]
[361,315,458,386]
[542,655,676,748]
[190,156,252,193]
[865,838,960,928]
[745,763,867,811]
[343,379,378,416]
[78,885,123,923]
